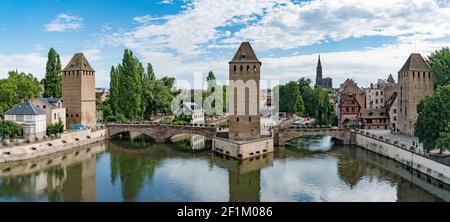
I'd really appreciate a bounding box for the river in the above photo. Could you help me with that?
[0,134,448,202]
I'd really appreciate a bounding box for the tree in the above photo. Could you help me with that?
[278,81,305,115]
[415,85,450,152]
[436,123,450,153]
[0,120,22,141]
[0,71,41,117]
[46,121,65,136]
[146,63,156,81]
[43,48,62,98]
[206,71,217,92]
[109,66,120,116]
[118,49,143,120]
[428,47,450,88]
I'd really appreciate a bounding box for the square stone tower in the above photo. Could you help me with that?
[62,53,96,128]
[228,42,261,140]
[397,53,434,135]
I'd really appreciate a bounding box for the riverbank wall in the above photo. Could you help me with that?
[352,130,450,185]
[0,128,108,163]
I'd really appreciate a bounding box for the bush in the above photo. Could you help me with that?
[47,121,65,136]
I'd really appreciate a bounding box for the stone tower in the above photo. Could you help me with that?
[228,42,261,140]
[397,53,434,135]
[316,55,322,86]
[62,53,96,128]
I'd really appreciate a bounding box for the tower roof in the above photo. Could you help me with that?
[230,42,260,63]
[387,74,395,83]
[62,53,95,72]
[398,53,430,73]
[317,54,322,67]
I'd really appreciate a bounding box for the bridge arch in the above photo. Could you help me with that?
[106,124,217,143]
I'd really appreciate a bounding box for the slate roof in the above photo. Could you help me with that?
[62,53,95,72]
[4,102,46,115]
[387,74,395,83]
[230,42,260,63]
[398,53,431,73]
[38,98,63,107]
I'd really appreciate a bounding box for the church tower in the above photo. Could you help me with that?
[228,42,261,140]
[62,53,96,128]
[397,53,434,135]
[316,55,323,87]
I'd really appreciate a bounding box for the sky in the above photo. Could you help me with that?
[0,0,450,89]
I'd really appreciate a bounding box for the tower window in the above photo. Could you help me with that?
[76,114,79,117]
[247,65,250,73]
[249,117,251,122]
[240,65,243,72]
[233,65,236,72]
[237,117,240,122]
[253,65,257,72]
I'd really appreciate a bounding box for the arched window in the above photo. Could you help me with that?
[247,65,250,73]
[240,65,243,72]
[253,65,257,72]
[233,65,236,72]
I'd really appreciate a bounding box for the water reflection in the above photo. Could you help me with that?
[0,143,106,201]
[0,135,448,202]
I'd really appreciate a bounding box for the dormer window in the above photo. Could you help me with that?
[240,53,246,60]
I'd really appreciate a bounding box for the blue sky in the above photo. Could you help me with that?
[1,0,450,89]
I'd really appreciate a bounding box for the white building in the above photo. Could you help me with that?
[173,102,205,125]
[31,98,66,129]
[4,102,47,140]
[364,80,386,109]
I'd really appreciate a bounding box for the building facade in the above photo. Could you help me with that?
[397,53,434,135]
[173,102,205,125]
[4,102,47,139]
[336,79,365,128]
[361,108,390,129]
[315,55,333,89]
[62,53,96,128]
[228,42,261,140]
[31,98,66,129]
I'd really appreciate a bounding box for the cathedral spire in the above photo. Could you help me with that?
[318,54,322,67]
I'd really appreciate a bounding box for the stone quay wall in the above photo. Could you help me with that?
[0,129,108,163]
[353,130,450,185]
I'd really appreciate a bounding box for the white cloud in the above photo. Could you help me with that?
[0,53,47,80]
[226,0,450,50]
[97,0,450,89]
[44,13,84,32]
[158,0,175,4]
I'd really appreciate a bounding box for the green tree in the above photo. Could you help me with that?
[0,71,41,116]
[46,121,65,136]
[436,123,450,153]
[118,49,143,120]
[146,63,156,81]
[43,48,62,98]
[109,66,120,116]
[415,85,450,152]
[278,81,305,115]
[428,47,450,88]
[0,120,22,141]
[206,71,217,92]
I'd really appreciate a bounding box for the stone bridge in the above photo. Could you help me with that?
[106,123,217,143]
[273,128,349,146]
